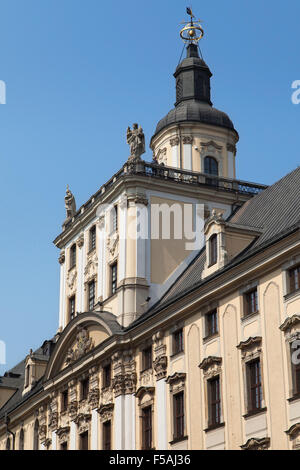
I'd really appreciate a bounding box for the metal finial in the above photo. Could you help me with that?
[180,7,204,44]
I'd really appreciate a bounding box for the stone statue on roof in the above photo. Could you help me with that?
[126,123,145,161]
[65,185,76,219]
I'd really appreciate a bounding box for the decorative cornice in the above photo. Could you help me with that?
[127,194,149,206]
[135,386,155,399]
[241,437,270,450]
[280,314,300,332]
[200,140,222,151]
[97,403,114,422]
[237,336,262,351]
[166,372,186,385]
[56,426,70,443]
[286,422,300,437]
[199,356,222,371]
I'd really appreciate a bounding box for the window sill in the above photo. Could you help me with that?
[208,262,217,269]
[288,393,300,403]
[284,288,300,302]
[204,422,225,433]
[169,435,188,446]
[241,311,260,322]
[203,333,219,343]
[243,407,267,419]
[170,350,184,360]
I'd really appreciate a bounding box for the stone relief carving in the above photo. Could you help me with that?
[154,147,167,165]
[65,327,94,366]
[98,403,114,423]
[241,437,270,450]
[74,413,91,434]
[170,137,180,147]
[182,136,193,145]
[88,388,100,410]
[58,250,65,265]
[106,232,119,257]
[56,426,70,444]
[67,269,77,292]
[199,356,222,380]
[76,234,84,249]
[166,372,186,394]
[84,252,98,279]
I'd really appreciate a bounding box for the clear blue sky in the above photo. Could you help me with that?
[0,0,299,374]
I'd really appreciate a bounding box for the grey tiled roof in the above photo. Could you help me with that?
[138,166,300,317]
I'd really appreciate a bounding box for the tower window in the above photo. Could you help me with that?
[209,234,218,266]
[204,156,218,176]
[70,244,76,269]
[88,280,95,310]
[89,226,96,251]
[69,296,76,320]
[111,263,118,295]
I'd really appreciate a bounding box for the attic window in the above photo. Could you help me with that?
[25,365,30,388]
[209,234,218,266]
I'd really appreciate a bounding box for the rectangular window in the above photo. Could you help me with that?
[289,265,300,294]
[246,359,262,413]
[69,296,76,320]
[208,376,221,427]
[70,244,76,269]
[80,431,89,450]
[25,365,30,388]
[89,226,96,251]
[111,263,118,295]
[205,310,218,338]
[88,280,95,310]
[142,346,152,371]
[112,205,118,232]
[142,406,152,450]
[173,392,184,440]
[61,390,68,412]
[291,344,300,396]
[103,421,111,450]
[81,377,89,401]
[173,329,184,355]
[103,364,111,389]
[244,289,258,316]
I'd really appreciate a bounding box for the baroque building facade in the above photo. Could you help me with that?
[1,21,300,451]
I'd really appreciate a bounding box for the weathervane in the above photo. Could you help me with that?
[180,7,204,44]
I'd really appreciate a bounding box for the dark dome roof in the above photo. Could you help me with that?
[154,100,236,136]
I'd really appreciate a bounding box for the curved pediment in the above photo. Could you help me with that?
[44,312,121,380]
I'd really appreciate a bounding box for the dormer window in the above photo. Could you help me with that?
[204,156,218,176]
[89,226,96,251]
[70,244,76,269]
[25,365,30,388]
[209,234,218,266]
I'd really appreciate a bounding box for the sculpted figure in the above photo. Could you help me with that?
[126,123,145,161]
[65,185,76,219]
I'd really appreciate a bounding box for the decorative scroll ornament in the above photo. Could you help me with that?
[107,232,119,257]
[126,123,145,162]
[241,437,270,451]
[65,327,94,365]
[65,185,76,219]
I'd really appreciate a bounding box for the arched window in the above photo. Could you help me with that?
[204,157,219,176]
[6,437,11,450]
[33,419,39,451]
[19,428,24,450]
[70,244,76,269]
[209,234,218,266]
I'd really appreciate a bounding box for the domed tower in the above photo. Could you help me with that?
[150,13,239,179]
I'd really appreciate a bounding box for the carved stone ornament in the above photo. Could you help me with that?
[84,252,98,278]
[97,215,105,230]
[74,413,91,434]
[65,327,94,366]
[227,143,237,155]
[68,400,78,421]
[48,411,58,432]
[135,386,155,400]
[280,314,300,332]
[237,336,262,361]
[170,137,180,147]
[88,388,100,409]
[140,369,154,387]
[39,424,47,443]
[200,140,222,153]
[56,426,70,444]
[107,232,119,257]
[166,372,186,394]
[76,234,84,249]
[125,372,137,395]
[241,437,270,451]
[112,374,125,397]
[67,269,77,292]
[199,356,222,380]
[153,355,168,381]
[65,185,76,220]
[154,147,167,165]
[58,250,65,265]
[237,336,262,351]
[182,136,193,145]
[286,423,300,449]
[98,403,114,423]
[127,194,149,207]
[204,209,225,234]
[127,123,145,162]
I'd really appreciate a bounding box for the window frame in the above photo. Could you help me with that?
[111,262,118,296]
[246,358,263,413]
[80,377,89,401]
[103,421,112,450]
[70,244,77,269]
[80,431,89,451]
[205,309,219,339]
[89,225,96,252]
[172,328,184,356]
[69,295,76,320]
[207,375,221,427]
[103,363,111,389]
[88,279,96,311]
[142,406,153,450]
[244,288,259,317]
[142,346,153,372]
[289,265,300,295]
[173,391,185,441]
[209,234,218,266]
[61,389,69,413]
